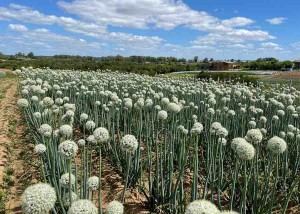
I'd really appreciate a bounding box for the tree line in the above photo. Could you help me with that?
[0,53,296,74]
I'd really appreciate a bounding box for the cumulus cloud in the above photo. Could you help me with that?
[0,4,163,49]
[222,17,254,27]
[8,24,28,31]
[266,17,287,25]
[57,0,255,33]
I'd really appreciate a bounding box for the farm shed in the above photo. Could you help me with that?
[212,61,239,70]
[293,60,300,69]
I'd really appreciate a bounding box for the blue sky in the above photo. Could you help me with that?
[0,0,300,60]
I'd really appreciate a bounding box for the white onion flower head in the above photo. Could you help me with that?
[106,201,124,214]
[210,122,222,134]
[279,131,286,138]
[167,102,181,113]
[80,113,89,121]
[31,96,39,102]
[85,120,96,131]
[190,122,204,135]
[87,176,99,191]
[235,141,255,160]
[34,144,46,154]
[248,121,256,128]
[161,97,170,105]
[60,173,76,187]
[77,139,86,146]
[185,199,220,214]
[87,135,97,144]
[17,98,29,108]
[267,136,287,154]
[53,129,60,138]
[58,140,78,159]
[158,110,168,120]
[287,132,294,139]
[231,137,248,152]
[59,124,73,138]
[33,112,41,119]
[63,191,77,207]
[38,124,53,137]
[245,129,263,144]
[121,135,138,154]
[21,183,56,214]
[259,116,267,124]
[93,127,109,143]
[218,137,227,145]
[216,127,228,138]
[43,97,54,107]
[68,199,97,214]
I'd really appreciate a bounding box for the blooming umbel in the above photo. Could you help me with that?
[59,124,73,138]
[87,176,99,191]
[121,134,138,154]
[68,199,97,214]
[38,124,53,138]
[267,136,287,154]
[43,97,54,107]
[34,144,46,154]
[63,191,78,206]
[167,102,181,113]
[190,122,204,135]
[185,200,220,214]
[85,120,96,131]
[93,127,109,143]
[58,140,78,159]
[235,140,255,160]
[60,173,76,187]
[21,183,56,214]
[106,200,124,214]
[245,129,263,144]
[157,110,168,120]
[17,98,29,108]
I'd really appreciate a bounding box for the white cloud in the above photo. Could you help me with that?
[57,0,253,33]
[260,42,283,51]
[0,4,163,49]
[266,17,287,25]
[222,17,254,27]
[8,24,28,31]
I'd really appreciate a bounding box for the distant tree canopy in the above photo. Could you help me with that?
[0,53,296,74]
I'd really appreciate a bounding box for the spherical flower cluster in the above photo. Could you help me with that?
[185,199,220,214]
[245,129,263,144]
[55,98,64,105]
[87,135,97,144]
[60,173,76,187]
[38,124,53,137]
[248,120,256,129]
[43,97,54,107]
[68,199,97,214]
[77,139,86,146]
[259,116,267,124]
[190,122,204,135]
[106,201,124,214]
[93,127,109,143]
[279,131,286,138]
[80,113,89,121]
[87,176,99,191]
[210,122,222,134]
[121,134,138,154]
[53,129,60,138]
[33,112,42,119]
[235,141,255,160]
[59,124,73,138]
[58,140,78,159]
[85,120,96,131]
[17,98,29,108]
[161,97,170,105]
[216,127,228,138]
[267,136,287,154]
[167,102,181,113]
[63,191,77,207]
[231,137,248,151]
[31,96,39,102]
[21,183,56,214]
[34,144,46,154]
[157,110,168,120]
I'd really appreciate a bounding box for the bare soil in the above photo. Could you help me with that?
[271,71,300,79]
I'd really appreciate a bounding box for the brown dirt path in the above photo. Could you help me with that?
[0,75,39,213]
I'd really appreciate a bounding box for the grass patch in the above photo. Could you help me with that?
[196,71,259,85]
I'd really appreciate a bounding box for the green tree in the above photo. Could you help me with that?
[27,52,35,58]
[194,56,198,62]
